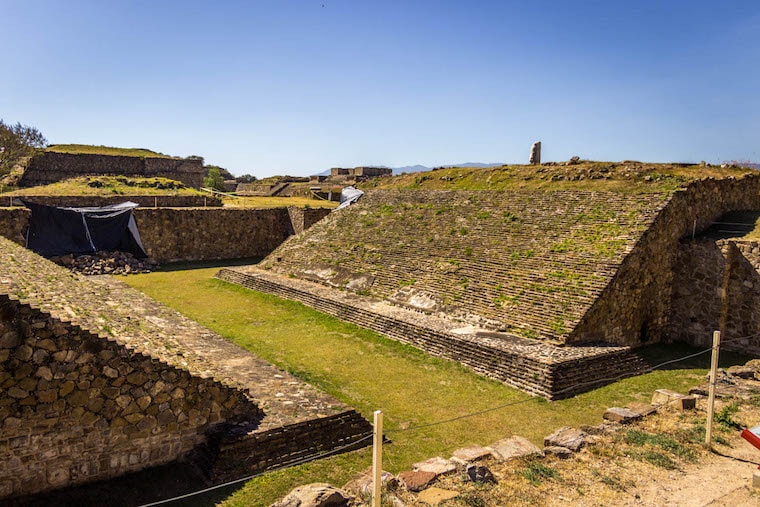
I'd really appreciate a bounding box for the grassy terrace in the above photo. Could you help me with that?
[0,176,202,197]
[360,161,754,194]
[221,195,338,209]
[45,144,176,158]
[121,264,751,507]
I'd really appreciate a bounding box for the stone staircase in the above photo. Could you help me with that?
[259,190,669,342]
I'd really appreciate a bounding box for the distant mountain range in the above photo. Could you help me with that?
[315,163,503,177]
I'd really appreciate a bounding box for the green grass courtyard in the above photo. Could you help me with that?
[121,263,750,506]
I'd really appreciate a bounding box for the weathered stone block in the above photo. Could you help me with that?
[451,445,492,463]
[603,407,640,424]
[489,436,543,462]
[398,470,436,492]
[543,426,587,452]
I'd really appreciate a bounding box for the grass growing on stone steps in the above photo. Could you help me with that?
[221,195,338,209]
[121,265,752,507]
[45,144,175,158]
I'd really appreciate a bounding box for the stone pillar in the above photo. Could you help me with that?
[529,142,541,165]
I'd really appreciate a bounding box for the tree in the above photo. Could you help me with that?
[203,167,225,191]
[0,120,47,175]
[235,174,257,183]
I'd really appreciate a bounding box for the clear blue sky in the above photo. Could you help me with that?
[3,1,759,177]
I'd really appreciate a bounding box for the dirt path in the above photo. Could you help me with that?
[623,440,759,507]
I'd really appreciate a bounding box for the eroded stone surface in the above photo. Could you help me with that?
[603,407,641,424]
[398,470,436,492]
[270,483,351,507]
[544,426,587,452]
[489,436,543,462]
[451,445,492,463]
[413,457,457,477]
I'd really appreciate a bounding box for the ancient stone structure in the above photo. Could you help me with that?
[529,142,541,165]
[330,167,392,178]
[671,238,760,354]
[0,206,331,263]
[11,195,222,208]
[19,152,206,188]
[217,174,760,398]
[0,236,371,501]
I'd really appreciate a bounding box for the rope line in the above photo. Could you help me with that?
[139,332,755,505]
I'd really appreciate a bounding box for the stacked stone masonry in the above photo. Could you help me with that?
[671,239,760,354]
[19,152,206,188]
[0,206,331,263]
[258,177,760,348]
[0,236,371,500]
[216,268,650,399]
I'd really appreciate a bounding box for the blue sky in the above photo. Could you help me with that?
[3,1,759,177]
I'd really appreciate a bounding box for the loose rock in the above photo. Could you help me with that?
[270,483,351,507]
[50,251,157,276]
[398,470,436,492]
[465,464,496,483]
[543,426,587,452]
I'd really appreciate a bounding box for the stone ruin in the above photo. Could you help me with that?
[218,173,760,398]
[0,236,371,502]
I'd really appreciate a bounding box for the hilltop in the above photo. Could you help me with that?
[45,144,179,159]
[359,161,754,194]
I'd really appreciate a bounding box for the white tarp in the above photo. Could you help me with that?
[336,186,364,210]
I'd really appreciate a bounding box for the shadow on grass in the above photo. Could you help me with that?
[635,342,756,371]
[156,257,262,272]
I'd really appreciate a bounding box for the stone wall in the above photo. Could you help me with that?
[570,175,760,346]
[0,296,259,499]
[671,239,760,353]
[0,206,331,263]
[13,195,222,208]
[286,207,332,235]
[19,152,206,188]
[216,268,650,399]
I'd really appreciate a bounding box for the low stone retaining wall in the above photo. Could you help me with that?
[9,195,223,208]
[208,410,372,482]
[216,268,649,399]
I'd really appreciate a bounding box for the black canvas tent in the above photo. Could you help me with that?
[23,201,147,258]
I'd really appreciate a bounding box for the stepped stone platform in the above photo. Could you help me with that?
[0,236,371,501]
[257,190,670,343]
[216,268,650,399]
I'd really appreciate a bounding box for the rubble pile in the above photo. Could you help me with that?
[50,251,157,275]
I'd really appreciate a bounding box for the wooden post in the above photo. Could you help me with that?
[705,330,721,445]
[372,410,383,507]
[154,196,158,208]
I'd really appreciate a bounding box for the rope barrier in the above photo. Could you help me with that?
[140,331,760,505]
